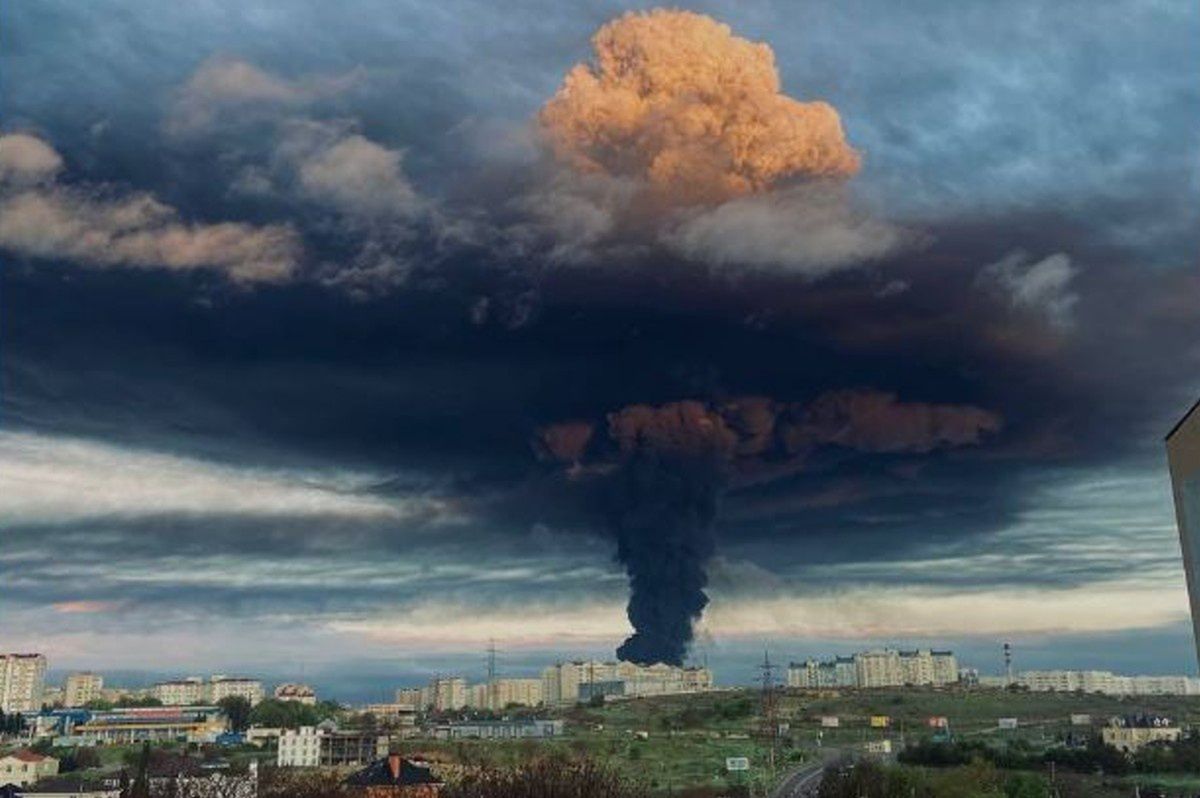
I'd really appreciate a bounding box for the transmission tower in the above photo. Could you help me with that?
[759,649,779,780]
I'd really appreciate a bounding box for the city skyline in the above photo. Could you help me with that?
[2,1,1199,676]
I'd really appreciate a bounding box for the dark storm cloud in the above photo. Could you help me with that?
[1,0,1197,663]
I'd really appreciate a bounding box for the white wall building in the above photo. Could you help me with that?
[788,649,959,689]
[429,677,467,711]
[540,661,713,705]
[0,654,48,713]
[64,673,104,708]
[277,726,323,767]
[209,677,265,705]
[151,678,206,706]
[1019,670,1200,696]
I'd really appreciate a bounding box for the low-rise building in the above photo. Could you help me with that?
[14,775,122,798]
[0,751,59,786]
[74,706,226,744]
[277,727,323,767]
[63,675,104,709]
[1102,715,1182,752]
[147,759,258,798]
[275,728,389,768]
[344,753,441,798]
[273,684,317,706]
[429,719,562,740]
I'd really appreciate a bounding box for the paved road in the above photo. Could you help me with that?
[772,752,839,798]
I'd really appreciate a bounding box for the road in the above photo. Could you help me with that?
[771,750,841,798]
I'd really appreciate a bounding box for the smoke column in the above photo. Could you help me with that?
[607,451,723,665]
[535,393,1001,666]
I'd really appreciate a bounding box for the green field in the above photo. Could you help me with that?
[391,686,1200,794]
[15,687,1198,795]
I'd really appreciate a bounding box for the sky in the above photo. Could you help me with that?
[2,0,1199,698]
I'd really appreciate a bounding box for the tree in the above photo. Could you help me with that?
[218,696,252,733]
[129,742,151,798]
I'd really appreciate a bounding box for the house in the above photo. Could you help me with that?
[344,754,441,798]
[144,757,258,798]
[0,752,59,787]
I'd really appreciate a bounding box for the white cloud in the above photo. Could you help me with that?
[0,430,422,525]
[328,579,1189,647]
[278,121,423,220]
[661,185,912,277]
[978,251,1079,328]
[0,133,63,184]
[0,135,302,283]
[166,57,362,136]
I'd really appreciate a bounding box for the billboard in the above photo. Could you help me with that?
[820,716,840,728]
[998,717,1018,730]
[870,715,890,728]
[927,716,949,728]
[725,757,750,772]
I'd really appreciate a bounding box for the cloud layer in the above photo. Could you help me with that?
[0,134,301,282]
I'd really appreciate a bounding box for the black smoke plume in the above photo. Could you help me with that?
[534,392,1001,666]
[607,451,723,665]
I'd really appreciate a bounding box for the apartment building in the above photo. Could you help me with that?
[209,677,265,705]
[393,688,423,709]
[0,654,48,713]
[150,678,206,706]
[277,726,323,767]
[428,677,467,711]
[277,727,388,767]
[1019,670,1200,696]
[540,661,713,705]
[63,673,104,708]
[788,649,959,689]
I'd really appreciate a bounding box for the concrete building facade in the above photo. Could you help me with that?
[0,654,48,713]
[1167,398,1200,668]
[150,679,206,706]
[788,649,958,689]
[209,677,265,706]
[540,661,713,705]
[63,673,104,708]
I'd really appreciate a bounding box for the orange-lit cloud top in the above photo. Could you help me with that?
[538,9,861,205]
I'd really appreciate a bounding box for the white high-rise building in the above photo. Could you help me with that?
[1167,398,1200,668]
[209,677,265,705]
[788,649,958,689]
[428,677,467,711]
[64,673,104,708]
[540,661,713,705]
[0,654,47,713]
